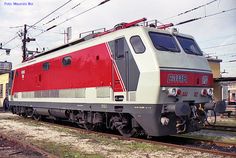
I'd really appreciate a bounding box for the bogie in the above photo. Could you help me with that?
[11,105,142,137]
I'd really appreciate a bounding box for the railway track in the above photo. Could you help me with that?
[1,112,235,157]
[0,132,56,158]
[156,136,236,155]
[26,117,236,157]
[204,125,236,133]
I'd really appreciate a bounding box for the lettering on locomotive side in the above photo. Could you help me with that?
[167,74,188,83]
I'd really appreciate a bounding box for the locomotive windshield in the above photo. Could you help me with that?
[149,32,180,52]
[176,36,202,56]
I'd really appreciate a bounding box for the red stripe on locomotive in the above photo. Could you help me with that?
[12,43,124,94]
[160,70,213,87]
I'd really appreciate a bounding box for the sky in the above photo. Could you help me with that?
[0,0,235,77]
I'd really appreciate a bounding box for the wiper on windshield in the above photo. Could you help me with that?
[158,45,176,52]
[184,48,200,55]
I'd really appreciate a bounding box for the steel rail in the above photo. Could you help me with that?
[0,132,57,158]
[13,116,236,157]
[204,125,236,133]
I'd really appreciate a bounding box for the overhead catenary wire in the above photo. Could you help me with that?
[11,44,22,50]
[198,33,236,43]
[215,53,236,57]
[34,0,111,38]
[43,0,90,26]
[38,3,233,37]
[2,35,19,47]
[202,42,236,50]
[161,0,218,21]
[2,0,73,47]
[174,7,236,26]
[206,52,236,57]
[223,59,236,63]
[28,0,73,30]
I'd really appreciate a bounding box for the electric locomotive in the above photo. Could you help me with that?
[8,18,213,137]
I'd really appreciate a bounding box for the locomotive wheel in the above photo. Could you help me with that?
[28,110,34,117]
[33,114,41,121]
[21,113,28,118]
[117,126,136,137]
[83,123,94,130]
[205,109,216,126]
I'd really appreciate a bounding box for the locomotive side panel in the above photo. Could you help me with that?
[12,43,126,99]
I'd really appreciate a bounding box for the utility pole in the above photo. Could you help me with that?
[22,24,35,62]
[22,24,27,61]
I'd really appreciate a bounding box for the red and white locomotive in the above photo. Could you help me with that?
[9,18,213,137]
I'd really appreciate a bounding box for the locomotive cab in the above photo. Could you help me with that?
[129,26,213,135]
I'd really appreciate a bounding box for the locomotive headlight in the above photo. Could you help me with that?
[176,89,182,96]
[168,88,176,96]
[201,89,208,96]
[207,88,213,96]
[168,88,181,97]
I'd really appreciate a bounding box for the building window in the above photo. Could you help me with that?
[5,83,9,96]
[130,36,146,54]
[62,56,72,66]
[42,62,50,70]
[0,84,3,98]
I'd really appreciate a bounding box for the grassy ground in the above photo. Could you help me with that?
[0,114,225,158]
[215,117,236,126]
[0,115,172,158]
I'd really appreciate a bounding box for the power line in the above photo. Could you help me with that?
[34,0,111,38]
[229,59,236,62]
[2,0,73,47]
[202,42,236,50]
[161,0,218,21]
[198,33,236,43]
[219,53,236,57]
[2,35,19,47]
[28,0,73,30]
[11,44,21,50]
[174,7,236,26]
[43,0,90,26]
[207,52,236,57]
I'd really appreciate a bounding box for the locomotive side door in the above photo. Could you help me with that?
[110,37,129,101]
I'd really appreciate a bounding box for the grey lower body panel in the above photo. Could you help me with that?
[9,101,177,136]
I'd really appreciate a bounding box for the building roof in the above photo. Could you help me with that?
[207,57,222,63]
[214,77,236,82]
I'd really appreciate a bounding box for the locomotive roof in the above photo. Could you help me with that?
[13,25,195,70]
[35,26,194,58]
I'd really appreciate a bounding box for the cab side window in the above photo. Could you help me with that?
[130,36,146,54]
[115,38,125,59]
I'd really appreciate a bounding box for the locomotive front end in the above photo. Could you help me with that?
[142,27,214,135]
[159,71,213,134]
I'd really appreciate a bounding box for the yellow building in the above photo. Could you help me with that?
[0,73,9,107]
[207,58,222,102]
[208,58,222,79]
